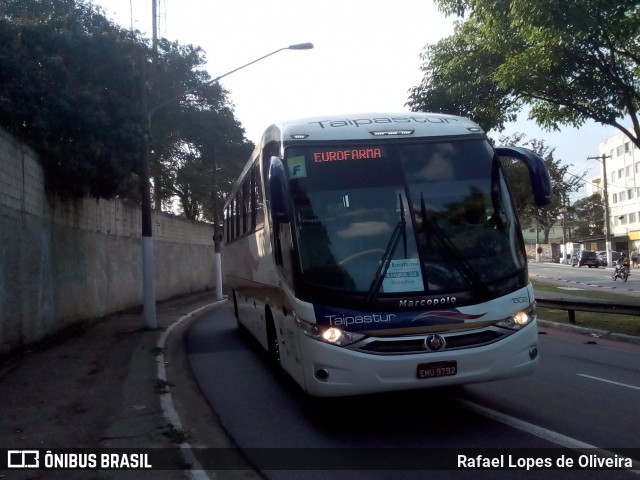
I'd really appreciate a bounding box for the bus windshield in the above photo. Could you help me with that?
[285,139,526,297]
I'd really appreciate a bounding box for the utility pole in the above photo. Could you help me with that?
[151,0,162,213]
[588,154,612,265]
[140,53,156,328]
[535,219,540,263]
[152,0,157,50]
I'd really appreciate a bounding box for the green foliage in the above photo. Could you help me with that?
[0,0,144,198]
[497,133,583,241]
[162,104,253,221]
[0,0,252,220]
[145,37,252,219]
[409,0,640,146]
[408,15,522,131]
[568,193,605,240]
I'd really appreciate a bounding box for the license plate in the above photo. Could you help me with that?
[417,361,457,379]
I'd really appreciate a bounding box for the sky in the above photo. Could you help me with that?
[92,0,621,202]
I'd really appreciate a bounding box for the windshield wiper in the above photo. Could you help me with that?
[366,193,407,304]
[419,193,489,296]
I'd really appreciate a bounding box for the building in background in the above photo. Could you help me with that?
[585,129,640,254]
[523,129,640,263]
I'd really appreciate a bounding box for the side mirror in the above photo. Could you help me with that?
[268,156,290,223]
[496,146,552,207]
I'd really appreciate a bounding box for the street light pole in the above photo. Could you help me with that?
[147,43,314,120]
[140,43,313,324]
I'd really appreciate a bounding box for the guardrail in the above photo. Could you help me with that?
[535,296,640,324]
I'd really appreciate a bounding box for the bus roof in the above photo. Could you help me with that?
[262,112,484,143]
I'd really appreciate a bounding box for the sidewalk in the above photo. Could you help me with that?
[0,291,244,479]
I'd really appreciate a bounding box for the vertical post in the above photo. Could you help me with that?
[151,0,158,49]
[602,154,612,265]
[140,52,157,328]
[535,219,540,263]
[150,0,162,213]
[562,209,567,263]
[212,153,223,300]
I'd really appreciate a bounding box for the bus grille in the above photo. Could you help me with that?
[356,329,506,355]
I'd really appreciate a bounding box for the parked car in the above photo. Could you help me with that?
[571,250,599,268]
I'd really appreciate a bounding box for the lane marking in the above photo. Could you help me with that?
[577,374,640,392]
[455,397,640,474]
[456,397,596,450]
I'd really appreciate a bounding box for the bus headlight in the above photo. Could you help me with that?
[295,316,365,346]
[496,304,537,330]
[496,306,536,330]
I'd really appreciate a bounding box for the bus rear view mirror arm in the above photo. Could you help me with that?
[268,156,291,223]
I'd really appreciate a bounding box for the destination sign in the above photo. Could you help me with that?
[313,148,383,163]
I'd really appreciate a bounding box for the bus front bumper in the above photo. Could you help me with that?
[297,321,538,397]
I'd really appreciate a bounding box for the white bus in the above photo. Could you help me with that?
[223,113,551,397]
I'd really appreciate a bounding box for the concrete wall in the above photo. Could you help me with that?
[0,127,216,356]
[524,243,555,262]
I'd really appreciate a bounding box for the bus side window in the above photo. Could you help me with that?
[253,164,265,229]
[242,177,250,235]
[224,205,230,243]
[235,191,242,238]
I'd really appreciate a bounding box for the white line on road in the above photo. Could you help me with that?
[455,397,640,474]
[577,374,640,391]
[455,397,597,450]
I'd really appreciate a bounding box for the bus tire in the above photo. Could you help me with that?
[265,307,282,371]
[232,289,249,337]
[232,289,239,319]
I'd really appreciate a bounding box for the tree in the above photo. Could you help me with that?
[497,133,583,242]
[164,105,253,222]
[0,0,144,198]
[0,0,251,214]
[408,0,640,147]
[568,193,605,240]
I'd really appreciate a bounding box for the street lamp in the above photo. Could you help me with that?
[140,42,313,328]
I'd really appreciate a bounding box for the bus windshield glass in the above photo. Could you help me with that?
[285,139,525,297]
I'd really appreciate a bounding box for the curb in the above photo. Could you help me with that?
[155,300,226,479]
[537,319,640,345]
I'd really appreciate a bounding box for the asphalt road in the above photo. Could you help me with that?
[528,262,640,293]
[185,303,640,479]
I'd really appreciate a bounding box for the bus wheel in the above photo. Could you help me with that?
[232,290,248,337]
[266,308,281,370]
[232,289,239,319]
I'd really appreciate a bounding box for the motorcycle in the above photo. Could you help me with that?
[612,264,630,282]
